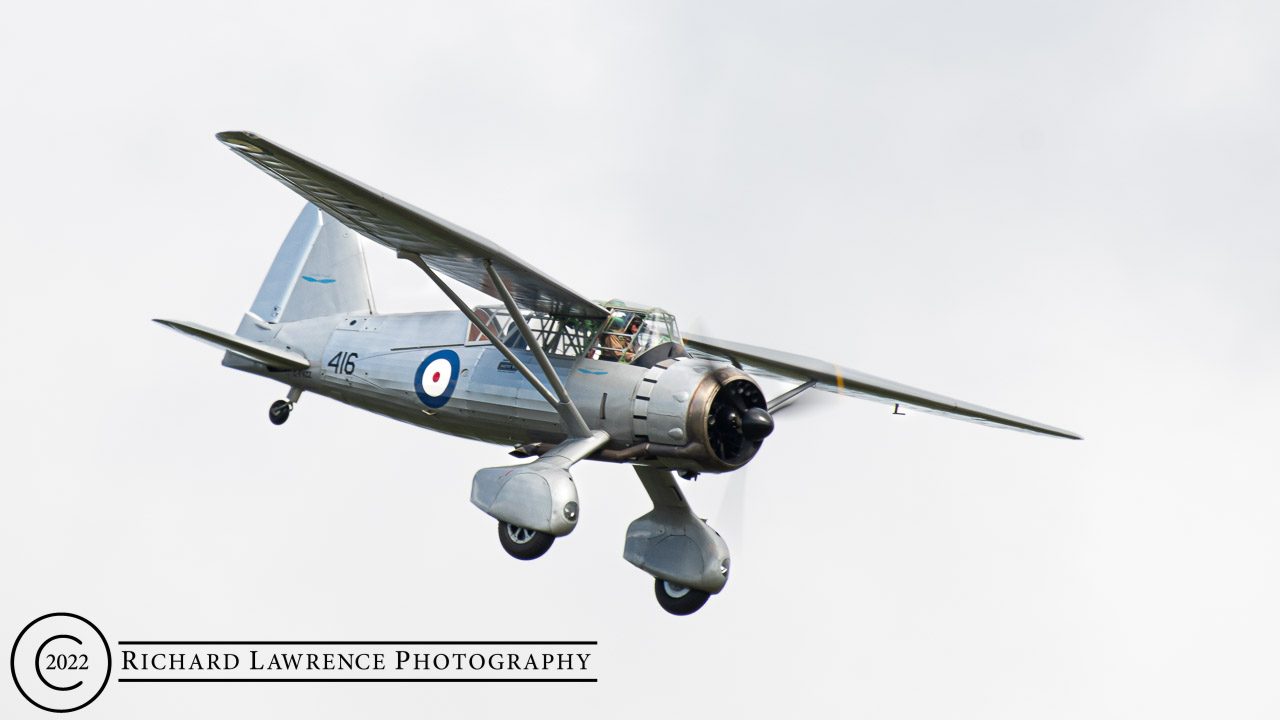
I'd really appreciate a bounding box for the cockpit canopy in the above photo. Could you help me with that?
[584,303,681,364]
[467,300,682,364]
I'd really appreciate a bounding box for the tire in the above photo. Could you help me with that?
[497,521,554,560]
[654,578,710,616]
[268,400,291,426]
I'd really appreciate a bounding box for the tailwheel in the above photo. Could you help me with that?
[268,399,292,425]
[498,521,554,560]
[654,578,710,616]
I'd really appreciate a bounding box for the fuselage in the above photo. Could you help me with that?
[224,309,767,473]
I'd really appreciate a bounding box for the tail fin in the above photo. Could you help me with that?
[247,203,375,324]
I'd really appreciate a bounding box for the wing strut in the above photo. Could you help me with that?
[767,380,816,414]
[398,251,593,439]
[481,259,591,433]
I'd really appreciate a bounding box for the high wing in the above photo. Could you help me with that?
[216,131,608,320]
[683,333,1081,440]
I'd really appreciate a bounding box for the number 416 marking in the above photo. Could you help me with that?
[328,351,358,375]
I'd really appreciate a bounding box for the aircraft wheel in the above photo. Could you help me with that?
[268,400,292,426]
[654,578,710,616]
[498,521,554,560]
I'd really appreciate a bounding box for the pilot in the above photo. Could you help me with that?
[620,317,644,362]
[597,314,640,361]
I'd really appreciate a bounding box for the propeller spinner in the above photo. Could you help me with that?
[705,377,773,465]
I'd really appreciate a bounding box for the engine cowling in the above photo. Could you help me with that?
[629,358,773,473]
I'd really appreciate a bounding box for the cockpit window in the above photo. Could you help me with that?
[468,306,602,358]
[469,303,679,363]
[466,308,510,343]
[586,307,681,364]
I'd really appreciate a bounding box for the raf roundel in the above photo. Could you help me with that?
[415,349,461,409]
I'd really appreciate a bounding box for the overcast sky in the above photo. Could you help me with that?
[3,1,1278,717]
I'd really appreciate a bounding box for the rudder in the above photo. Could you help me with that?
[247,203,375,324]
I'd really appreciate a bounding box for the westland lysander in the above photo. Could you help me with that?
[157,132,1079,615]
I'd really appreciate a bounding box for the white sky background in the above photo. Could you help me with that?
[2,1,1278,717]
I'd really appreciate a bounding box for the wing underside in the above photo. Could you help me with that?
[683,333,1080,440]
[216,131,607,320]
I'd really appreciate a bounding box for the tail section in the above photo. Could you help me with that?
[248,203,375,324]
[153,319,310,370]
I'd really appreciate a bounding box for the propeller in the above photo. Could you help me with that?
[715,464,750,559]
[706,378,773,463]
[685,316,776,465]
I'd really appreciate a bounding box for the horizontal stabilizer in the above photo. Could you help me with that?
[153,319,310,371]
[683,333,1080,440]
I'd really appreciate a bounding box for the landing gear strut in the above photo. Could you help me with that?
[624,466,731,616]
[268,388,303,426]
[498,521,554,560]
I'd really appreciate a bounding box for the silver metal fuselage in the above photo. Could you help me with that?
[225,309,742,466]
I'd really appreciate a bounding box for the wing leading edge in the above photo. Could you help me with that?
[683,333,1081,440]
[216,131,608,320]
